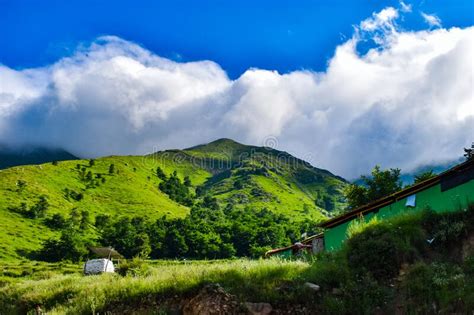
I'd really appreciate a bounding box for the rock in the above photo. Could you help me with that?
[182,283,239,315]
[244,302,273,315]
[331,288,342,295]
[304,282,320,292]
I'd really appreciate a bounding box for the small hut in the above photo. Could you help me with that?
[84,247,123,275]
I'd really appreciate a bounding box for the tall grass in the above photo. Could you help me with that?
[0,259,308,314]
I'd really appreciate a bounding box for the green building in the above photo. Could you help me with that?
[320,159,474,251]
[266,159,474,258]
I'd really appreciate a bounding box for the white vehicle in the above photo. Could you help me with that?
[83,258,115,275]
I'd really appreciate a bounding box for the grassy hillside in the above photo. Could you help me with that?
[2,206,473,314]
[164,138,347,217]
[0,138,347,261]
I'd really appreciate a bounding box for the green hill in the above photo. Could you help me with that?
[0,139,347,260]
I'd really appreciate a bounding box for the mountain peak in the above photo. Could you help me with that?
[184,138,247,155]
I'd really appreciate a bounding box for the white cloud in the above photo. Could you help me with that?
[400,1,412,13]
[0,10,472,179]
[421,12,442,28]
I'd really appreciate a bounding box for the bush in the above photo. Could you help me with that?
[304,252,349,289]
[115,258,151,277]
[346,224,401,282]
[36,229,88,262]
[346,215,380,239]
[44,213,68,230]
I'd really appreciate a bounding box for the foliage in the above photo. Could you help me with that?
[44,213,68,230]
[1,205,474,314]
[16,180,27,192]
[64,188,83,201]
[100,217,152,258]
[36,209,94,262]
[344,165,402,209]
[158,171,194,206]
[116,258,152,277]
[413,169,436,184]
[108,163,115,174]
[345,214,380,239]
[0,139,346,260]
[345,214,426,282]
[10,195,50,219]
[0,259,307,314]
[96,203,316,260]
[156,166,166,180]
[35,228,88,262]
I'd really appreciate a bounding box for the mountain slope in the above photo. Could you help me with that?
[0,139,347,260]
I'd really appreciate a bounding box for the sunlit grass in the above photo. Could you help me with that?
[0,259,308,314]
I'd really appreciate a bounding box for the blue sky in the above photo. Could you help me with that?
[0,1,473,178]
[1,0,472,78]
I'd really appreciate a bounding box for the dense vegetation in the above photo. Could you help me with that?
[344,165,403,209]
[2,205,473,314]
[35,188,319,261]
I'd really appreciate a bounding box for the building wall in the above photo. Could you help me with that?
[324,179,474,251]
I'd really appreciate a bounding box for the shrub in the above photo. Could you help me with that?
[44,213,68,230]
[346,224,401,282]
[36,229,88,262]
[115,258,151,277]
[304,252,349,289]
[346,214,380,239]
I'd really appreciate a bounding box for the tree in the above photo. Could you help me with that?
[108,164,115,174]
[29,195,49,218]
[45,213,67,230]
[86,171,93,182]
[156,166,166,180]
[162,225,188,257]
[95,214,111,231]
[344,184,370,209]
[89,159,95,167]
[36,228,87,262]
[16,180,27,192]
[158,170,194,206]
[344,165,402,209]
[201,195,219,211]
[183,176,192,187]
[80,210,91,229]
[414,170,436,184]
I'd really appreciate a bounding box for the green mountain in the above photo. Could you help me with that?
[0,138,347,260]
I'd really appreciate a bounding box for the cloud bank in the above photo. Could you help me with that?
[0,7,473,178]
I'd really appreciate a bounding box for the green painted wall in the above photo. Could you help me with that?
[324,179,474,251]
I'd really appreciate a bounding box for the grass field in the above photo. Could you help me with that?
[2,207,474,314]
[0,258,308,314]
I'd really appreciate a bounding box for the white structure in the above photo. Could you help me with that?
[84,258,115,275]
